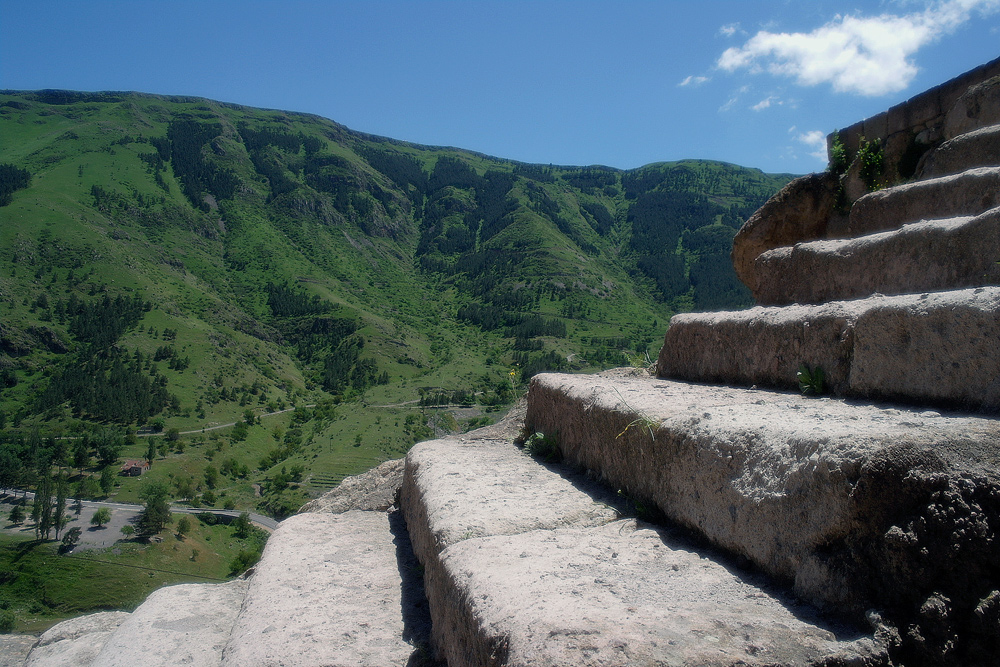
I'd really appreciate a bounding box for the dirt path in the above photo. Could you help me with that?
[136,405,314,438]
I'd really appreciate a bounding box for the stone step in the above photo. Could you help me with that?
[752,205,1000,305]
[657,286,1000,411]
[401,435,886,666]
[847,165,1000,238]
[89,580,247,667]
[0,635,38,667]
[525,369,1000,663]
[919,123,1000,178]
[221,510,427,667]
[23,611,129,667]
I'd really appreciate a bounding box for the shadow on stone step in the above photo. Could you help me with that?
[527,450,876,647]
[388,508,445,667]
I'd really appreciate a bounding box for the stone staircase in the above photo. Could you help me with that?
[22,407,890,667]
[17,63,1000,666]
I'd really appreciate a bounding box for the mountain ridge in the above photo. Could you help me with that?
[1,88,799,176]
[0,88,794,520]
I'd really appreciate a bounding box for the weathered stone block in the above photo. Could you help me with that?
[659,288,1000,413]
[657,287,1000,412]
[731,171,839,293]
[298,458,404,514]
[402,437,619,555]
[754,207,1000,306]
[525,371,1000,663]
[401,436,621,663]
[945,75,1000,139]
[839,124,864,158]
[0,636,38,667]
[848,166,1000,236]
[886,101,912,136]
[850,288,1000,410]
[222,512,420,667]
[920,124,1000,177]
[657,302,855,394]
[91,581,247,667]
[436,520,885,666]
[863,111,888,143]
[24,612,129,667]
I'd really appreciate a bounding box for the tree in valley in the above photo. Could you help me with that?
[53,472,68,539]
[137,481,171,535]
[0,446,23,493]
[203,464,218,489]
[0,163,31,206]
[232,511,252,539]
[99,466,115,496]
[90,507,111,528]
[95,427,124,467]
[33,472,53,540]
[72,438,90,473]
[61,526,82,553]
[175,515,191,539]
[173,476,195,501]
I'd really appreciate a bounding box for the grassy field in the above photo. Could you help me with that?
[0,516,266,634]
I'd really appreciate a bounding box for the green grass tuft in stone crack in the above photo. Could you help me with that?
[797,363,826,396]
[522,431,561,463]
[616,488,663,523]
[613,388,658,441]
[624,350,656,374]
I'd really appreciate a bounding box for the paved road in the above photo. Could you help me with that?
[169,506,278,530]
[0,490,277,552]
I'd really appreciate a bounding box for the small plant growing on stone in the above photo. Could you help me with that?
[506,366,523,402]
[614,389,658,441]
[618,414,658,441]
[797,364,826,395]
[857,136,884,191]
[829,131,849,175]
[624,350,656,375]
[523,431,561,463]
[618,489,656,522]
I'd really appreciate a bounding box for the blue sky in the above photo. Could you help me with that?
[2,1,998,174]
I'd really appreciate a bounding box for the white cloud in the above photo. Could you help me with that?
[717,0,1000,96]
[679,75,710,87]
[718,85,749,112]
[752,96,777,111]
[719,23,741,37]
[795,129,829,160]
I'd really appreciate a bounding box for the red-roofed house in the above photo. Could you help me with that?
[120,460,150,476]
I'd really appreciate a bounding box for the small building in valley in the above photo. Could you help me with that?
[120,460,150,476]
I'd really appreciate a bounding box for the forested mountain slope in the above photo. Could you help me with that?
[0,90,793,515]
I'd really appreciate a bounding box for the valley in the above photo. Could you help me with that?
[0,89,793,627]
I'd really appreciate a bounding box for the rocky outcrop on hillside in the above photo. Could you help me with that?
[18,59,1000,666]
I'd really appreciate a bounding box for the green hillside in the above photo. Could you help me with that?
[0,90,793,519]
